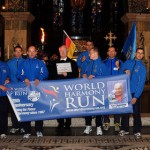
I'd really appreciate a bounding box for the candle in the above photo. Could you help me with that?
[7,45,10,59]
[40,28,45,43]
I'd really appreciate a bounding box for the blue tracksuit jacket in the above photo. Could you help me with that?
[0,61,10,96]
[7,57,24,83]
[120,59,146,99]
[77,51,89,68]
[77,51,90,76]
[84,57,108,77]
[17,57,48,81]
[103,57,123,75]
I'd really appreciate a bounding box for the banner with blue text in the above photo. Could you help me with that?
[6,74,133,122]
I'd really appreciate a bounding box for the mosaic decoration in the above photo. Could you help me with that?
[91,0,103,32]
[53,0,64,29]
[5,0,28,12]
[70,0,86,34]
[128,0,148,13]
[109,0,119,32]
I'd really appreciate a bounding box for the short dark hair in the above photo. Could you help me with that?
[108,46,116,51]
[86,39,94,43]
[136,47,144,52]
[14,45,23,52]
[91,47,99,53]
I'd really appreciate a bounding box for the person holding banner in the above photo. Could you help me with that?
[49,45,79,130]
[17,46,49,138]
[103,46,123,132]
[119,48,146,139]
[0,57,10,139]
[7,45,25,135]
[77,39,94,77]
[82,47,108,136]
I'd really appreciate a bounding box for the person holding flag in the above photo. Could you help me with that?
[119,48,146,139]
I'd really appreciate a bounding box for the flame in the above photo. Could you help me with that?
[40,28,45,43]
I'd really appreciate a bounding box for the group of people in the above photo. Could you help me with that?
[77,40,146,139]
[0,39,146,140]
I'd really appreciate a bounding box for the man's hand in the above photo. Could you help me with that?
[88,75,95,80]
[82,74,87,78]
[25,78,30,86]
[124,70,130,76]
[115,60,120,68]
[34,79,40,86]
[61,72,67,77]
[130,97,137,104]
[81,56,86,62]
[5,79,10,84]
[0,85,7,92]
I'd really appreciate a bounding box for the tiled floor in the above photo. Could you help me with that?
[0,126,149,150]
[1,129,150,150]
[7,126,150,136]
[4,116,150,150]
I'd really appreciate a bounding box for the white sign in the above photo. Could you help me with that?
[56,62,72,74]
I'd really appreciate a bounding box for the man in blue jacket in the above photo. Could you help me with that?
[7,45,25,134]
[0,56,10,139]
[82,47,108,136]
[17,46,48,138]
[103,46,123,132]
[77,39,94,77]
[119,48,146,139]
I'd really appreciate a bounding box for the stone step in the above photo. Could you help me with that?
[8,113,150,127]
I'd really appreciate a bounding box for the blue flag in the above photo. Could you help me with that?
[122,22,136,59]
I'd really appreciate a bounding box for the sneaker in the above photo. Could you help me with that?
[83,126,92,135]
[134,132,142,139]
[103,123,110,131]
[97,126,103,136]
[36,131,43,138]
[23,134,31,139]
[0,134,7,139]
[114,123,120,132]
[20,128,25,134]
[9,128,19,134]
[119,130,129,136]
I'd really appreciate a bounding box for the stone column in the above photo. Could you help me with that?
[1,12,34,60]
[121,13,150,82]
